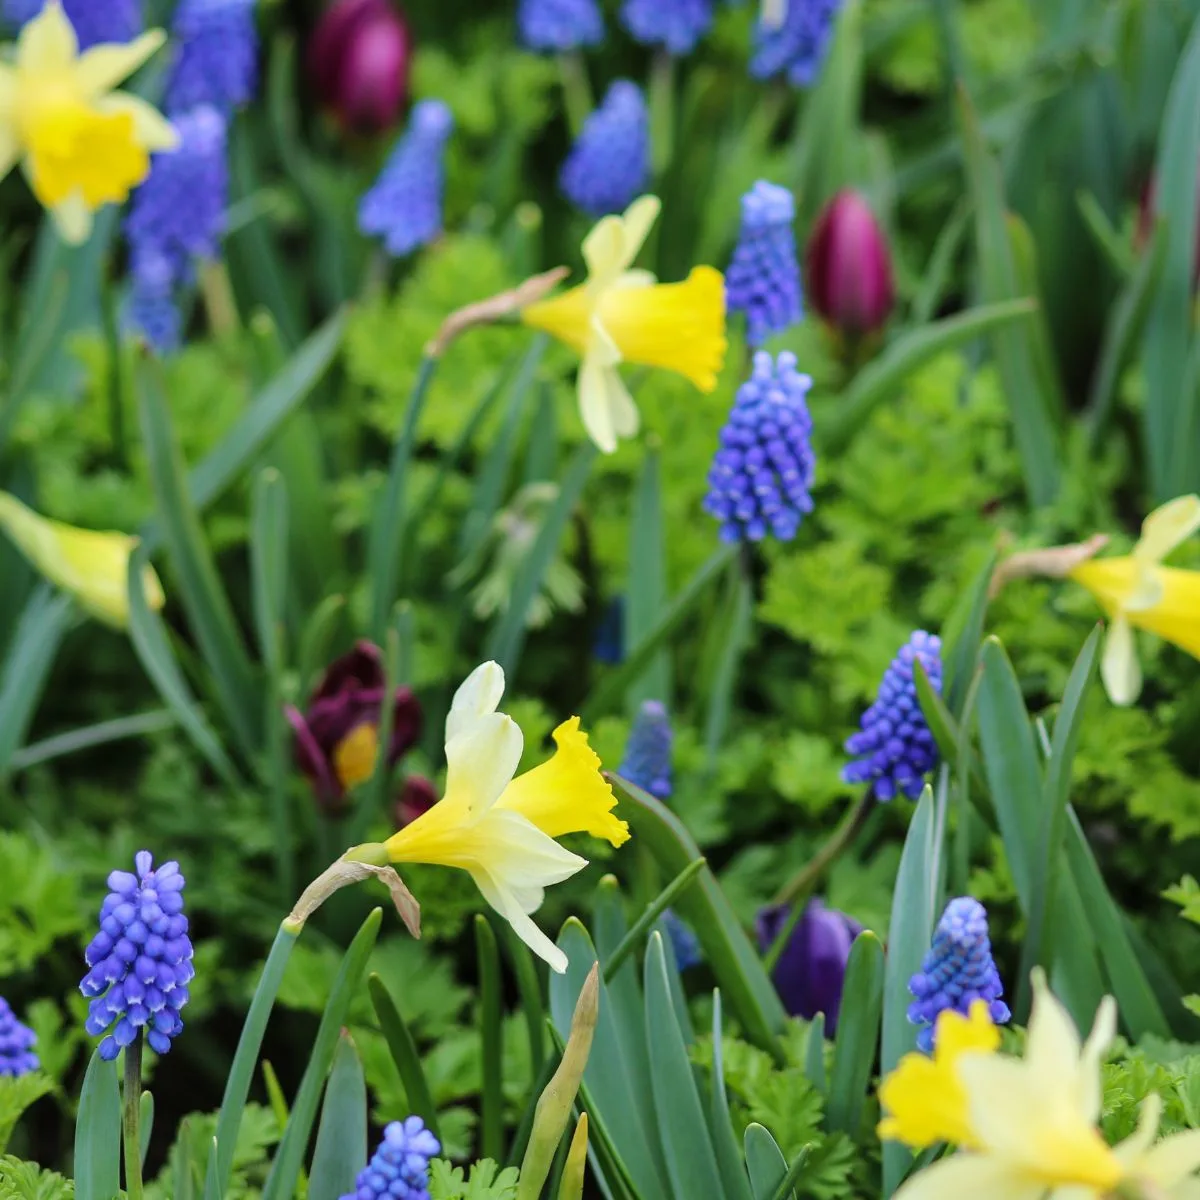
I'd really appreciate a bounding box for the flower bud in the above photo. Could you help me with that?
[394,774,438,829]
[308,0,412,133]
[805,189,895,337]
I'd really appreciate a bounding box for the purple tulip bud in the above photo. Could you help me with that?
[308,0,412,133]
[394,774,438,829]
[805,189,895,337]
[755,899,862,1035]
[287,641,423,813]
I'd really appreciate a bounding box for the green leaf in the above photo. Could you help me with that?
[368,974,440,1138]
[308,1032,368,1200]
[709,992,754,1200]
[609,774,787,1058]
[826,932,885,1136]
[0,1075,52,1156]
[496,923,546,1079]
[603,859,706,983]
[137,358,262,759]
[0,1154,75,1200]
[74,1050,120,1200]
[704,564,753,765]
[941,552,996,718]
[10,710,176,773]
[627,446,670,708]
[743,1124,787,1200]
[210,922,300,1199]
[262,909,382,1200]
[644,933,723,1200]
[803,1016,826,1096]
[127,543,239,787]
[476,916,505,1163]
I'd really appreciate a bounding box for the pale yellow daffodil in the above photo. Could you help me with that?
[1070,495,1200,706]
[0,492,165,629]
[521,195,727,454]
[383,661,628,972]
[881,972,1200,1200]
[0,1,177,243]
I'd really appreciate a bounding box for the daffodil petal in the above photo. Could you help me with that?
[1125,565,1200,659]
[578,360,620,454]
[0,125,19,183]
[1123,563,1165,612]
[891,1154,1041,1200]
[1114,1093,1163,1167]
[1025,972,1083,1095]
[0,65,16,119]
[446,660,506,744]
[76,30,167,97]
[617,194,661,265]
[1135,494,1200,564]
[582,214,628,288]
[472,867,569,973]
[1101,614,1141,706]
[444,712,523,818]
[1135,1128,1200,1188]
[51,190,93,244]
[97,92,178,151]
[1075,994,1116,1122]
[613,268,656,291]
[16,0,78,74]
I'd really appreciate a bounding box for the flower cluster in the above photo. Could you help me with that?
[341,1116,440,1200]
[80,852,194,1061]
[703,350,816,543]
[560,80,650,217]
[518,0,604,52]
[166,0,259,116]
[620,0,713,55]
[3,0,140,48]
[907,898,1010,1053]
[726,180,803,347]
[751,0,842,87]
[618,700,673,801]
[359,100,455,257]
[842,631,941,801]
[0,999,38,1077]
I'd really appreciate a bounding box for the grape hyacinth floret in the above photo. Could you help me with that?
[3,0,141,49]
[125,249,183,353]
[359,99,454,258]
[661,910,702,972]
[518,0,604,52]
[0,998,38,1077]
[726,180,803,346]
[167,0,259,116]
[80,852,193,1061]
[341,1115,440,1200]
[750,0,842,87]
[703,350,815,543]
[907,896,1010,1053]
[842,631,941,802]
[620,0,713,56]
[618,699,673,801]
[559,79,649,217]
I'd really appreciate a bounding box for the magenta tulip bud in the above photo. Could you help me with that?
[394,774,438,829]
[805,189,895,337]
[308,0,412,133]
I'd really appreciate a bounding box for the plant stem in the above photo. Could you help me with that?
[649,50,675,180]
[556,53,593,138]
[199,260,240,337]
[123,1034,144,1200]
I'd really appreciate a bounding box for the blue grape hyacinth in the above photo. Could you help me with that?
[0,999,38,1077]
[661,911,702,972]
[167,0,259,116]
[620,0,713,55]
[560,79,649,217]
[518,0,604,52]
[726,180,803,347]
[80,852,194,1061]
[618,699,673,801]
[342,1115,440,1200]
[3,0,141,49]
[359,99,454,258]
[126,105,229,288]
[751,0,842,87]
[703,350,815,543]
[842,631,941,802]
[908,897,1010,1053]
[126,249,183,353]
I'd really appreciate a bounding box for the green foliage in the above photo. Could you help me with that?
[427,1158,520,1200]
[0,834,84,976]
[0,1157,73,1200]
[0,1077,52,1157]
[146,1104,280,1200]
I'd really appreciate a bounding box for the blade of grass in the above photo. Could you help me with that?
[476,915,505,1163]
[368,974,440,1138]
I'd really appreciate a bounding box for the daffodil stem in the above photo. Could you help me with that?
[122,1033,144,1200]
[100,264,127,468]
[649,51,675,180]
[199,260,240,338]
[557,53,593,139]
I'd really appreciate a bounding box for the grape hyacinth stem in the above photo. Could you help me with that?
[122,1032,144,1200]
[649,50,674,178]
[557,52,593,137]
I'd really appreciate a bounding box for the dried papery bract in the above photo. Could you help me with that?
[426,266,570,358]
[285,846,421,938]
[990,534,1110,598]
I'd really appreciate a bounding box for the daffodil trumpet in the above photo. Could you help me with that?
[521,195,727,455]
[0,1,177,243]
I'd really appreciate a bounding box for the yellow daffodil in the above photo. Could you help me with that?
[521,195,727,455]
[0,492,164,629]
[881,972,1200,1200]
[1070,495,1200,706]
[383,661,628,972]
[0,1,177,243]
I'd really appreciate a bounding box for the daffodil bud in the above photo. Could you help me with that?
[556,1114,589,1200]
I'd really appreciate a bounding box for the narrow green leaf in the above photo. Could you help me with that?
[497,923,547,1078]
[368,974,440,1138]
[827,932,885,1136]
[476,915,505,1163]
[743,1124,788,1200]
[704,564,752,765]
[627,446,670,708]
[262,909,382,1200]
[74,1050,120,1200]
[297,594,346,695]
[911,198,971,326]
[603,859,706,983]
[210,922,300,1198]
[507,1043,559,1169]
[768,1148,810,1200]
[127,544,239,788]
[10,710,176,773]
[203,1136,221,1200]
[137,358,262,758]
[941,553,997,717]
[609,774,787,1058]
[487,442,597,676]
[644,934,724,1200]
[139,1090,154,1167]
[822,300,1037,454]
[709,992,754,1200]
[308,1032,368,1200]
[803,1015,826,1095]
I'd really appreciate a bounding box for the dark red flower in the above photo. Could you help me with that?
[393,774,438,829]
[308,0,412,133]
[805,189,895,337]
[286,641,422,813]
